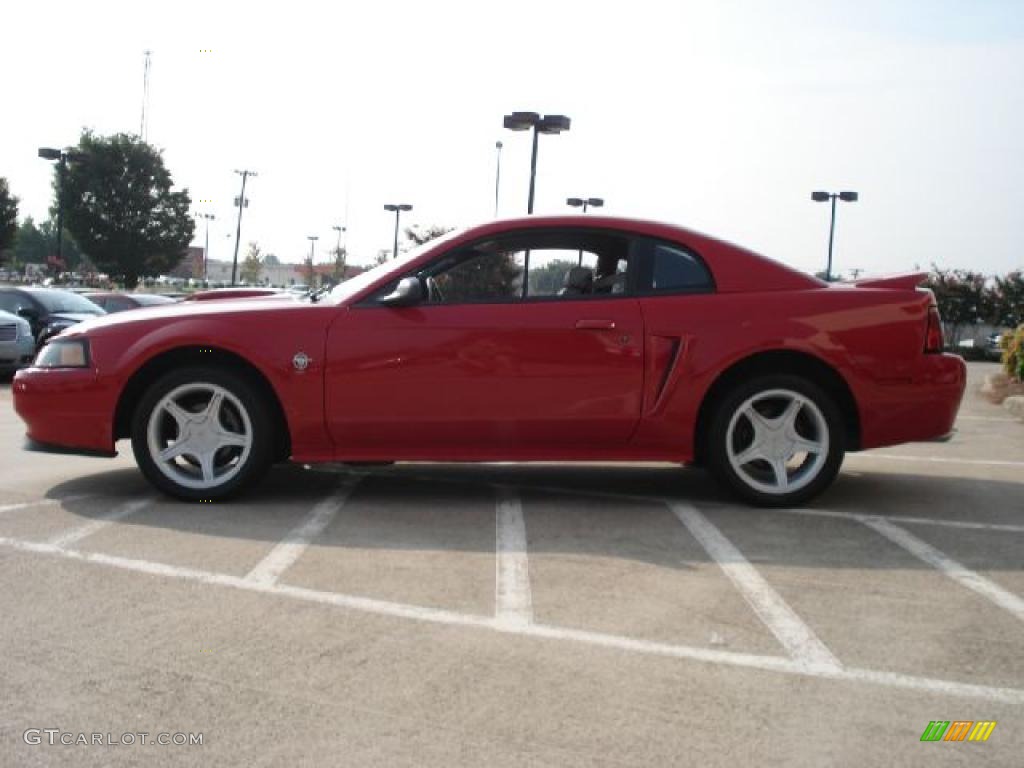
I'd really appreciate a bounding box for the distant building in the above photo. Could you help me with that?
[197,259,365,287]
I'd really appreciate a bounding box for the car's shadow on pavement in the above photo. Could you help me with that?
[33,460,1024,574]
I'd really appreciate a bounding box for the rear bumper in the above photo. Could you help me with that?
[12,367,118,455]
[856,353,967,450]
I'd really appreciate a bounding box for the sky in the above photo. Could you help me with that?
[2,0,1022,276]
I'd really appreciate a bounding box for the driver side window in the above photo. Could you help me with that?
[428,250,525,304]
[419,230,632,305]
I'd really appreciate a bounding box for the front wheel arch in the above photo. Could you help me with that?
[114,346,291,462]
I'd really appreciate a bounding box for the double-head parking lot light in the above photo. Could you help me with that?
[812,190,858,281]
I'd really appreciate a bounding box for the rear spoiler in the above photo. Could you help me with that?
[851,272,928,291]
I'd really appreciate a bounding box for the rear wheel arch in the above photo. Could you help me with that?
[113,346,291,462]
[692,349,860,464]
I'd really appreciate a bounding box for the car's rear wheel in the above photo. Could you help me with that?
[131,367,272,501]
[707,375,844,507]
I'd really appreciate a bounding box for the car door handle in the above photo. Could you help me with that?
[575,319,616,331]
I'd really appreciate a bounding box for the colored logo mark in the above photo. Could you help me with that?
[920,721,996,742]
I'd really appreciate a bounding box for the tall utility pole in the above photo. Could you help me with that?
[140,50,152,142]
[231,170,256,285]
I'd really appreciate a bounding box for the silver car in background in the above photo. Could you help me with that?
[0,310,35,375]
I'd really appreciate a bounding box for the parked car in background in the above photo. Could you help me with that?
[11,215,966,507]
[984,332,1005,361]
[0,310,35,375]
[182,287,285,302]
[0,286,106,349]
[84,292,178,313]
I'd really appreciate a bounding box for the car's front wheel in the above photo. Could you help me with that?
[131,367,273,501]
[707,375,845,507]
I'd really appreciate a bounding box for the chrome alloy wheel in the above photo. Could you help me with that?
[725,388,829,496]
[146,382,253,491]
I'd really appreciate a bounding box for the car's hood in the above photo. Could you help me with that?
[65,293,309,336]
[47,312,104,325]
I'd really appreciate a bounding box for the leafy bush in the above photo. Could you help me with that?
[1003,326,1024,381]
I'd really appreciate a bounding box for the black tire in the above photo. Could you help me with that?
[706,374,845,507]
[131,366,273,502]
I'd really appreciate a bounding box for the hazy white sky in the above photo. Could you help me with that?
[2,0,1022,276]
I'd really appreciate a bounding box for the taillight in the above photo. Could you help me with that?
[925,305,943,353]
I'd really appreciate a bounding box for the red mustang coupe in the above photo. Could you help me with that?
[12,216,965,506]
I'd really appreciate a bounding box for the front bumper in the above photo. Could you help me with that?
[12,366,118,456]
[0,337,36,372]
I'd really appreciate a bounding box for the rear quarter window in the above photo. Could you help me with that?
[649,244,713,293]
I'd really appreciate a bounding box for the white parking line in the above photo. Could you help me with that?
[773,507,1024,534]
[0,495,92,516]
[850,453,1024,468]
[495,487,533,628]
[2,532,1023,704]
[859,516,1024,623]
[957,415,1017,422]
[668,502,842,673]
[45,498,151,549]
[244,476,361,586]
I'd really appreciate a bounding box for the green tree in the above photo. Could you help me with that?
[61,130,194,288]
[529,259,576,295]
[331,245,347,281]
[0,178,18,258]
[991,271,1024,328]
[11,216,86,271]
[240,241,263,284]
[923,266,994,348]
[263,252,281,267]
[404,224,453,247]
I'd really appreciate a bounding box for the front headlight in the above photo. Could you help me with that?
[35,339,91,369]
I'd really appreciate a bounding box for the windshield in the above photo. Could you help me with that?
[327,228,464,304]
[30,290,106,314]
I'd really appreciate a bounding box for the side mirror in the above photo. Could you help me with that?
[378,276,424,308]
[17,307,38,320]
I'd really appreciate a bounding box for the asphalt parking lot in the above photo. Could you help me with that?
[1,362,1021,766]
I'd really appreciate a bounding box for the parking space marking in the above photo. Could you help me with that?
[45,498,151,548]
[957,415,1017,422]
[244,476,361,586]
[850,453,1024,468]
[0,495,92,517]
[859,516,1024,623]
[2,531,1024,704]
[773,507,1024,534]
[669,502,842,673]
[495,487,533,628]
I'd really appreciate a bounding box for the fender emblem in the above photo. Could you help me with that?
[292,352,311,371]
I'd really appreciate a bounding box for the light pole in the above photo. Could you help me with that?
[811,190,858,281]
[566,197,604,264]
[502,112,571,214]
[231,169,257,286]
[566,196,603,214]
[196,213,215,281]
[383,204,412,259]
[37,147,83,267]
[307,235,318,286]
[494,141,503,217]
